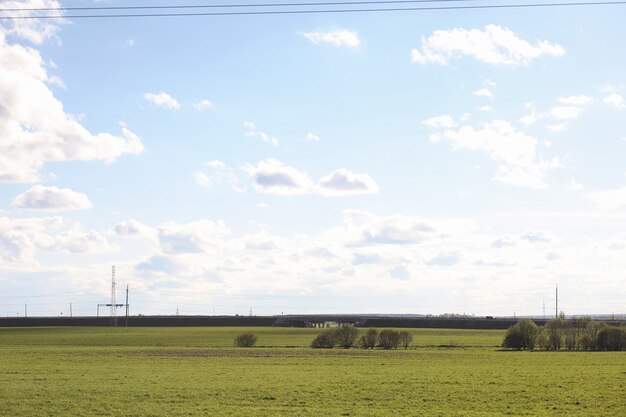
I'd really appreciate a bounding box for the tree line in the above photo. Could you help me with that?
[310,326,413,349]
[503,316,625,351]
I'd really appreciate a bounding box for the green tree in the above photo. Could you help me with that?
[334,325,359,349]
[378,329,400,349]
[359,328,378,349]
[234,333,258,347]
[502,319,539,350]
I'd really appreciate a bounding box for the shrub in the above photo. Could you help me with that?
[234,333,258,347]
[378,329,400,349]
[311,329,337,349]
[502,319,539,350]
[359,329,378,349]
[398,330,413,349]
[596,326,626,351]
[334,325,359,349]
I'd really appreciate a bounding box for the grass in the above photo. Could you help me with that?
[0,327,624,416]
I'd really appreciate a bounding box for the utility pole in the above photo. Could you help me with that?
[110,265,118,327]
[125,285,129,327]
[176,305,179,316]
[555,284,558,319]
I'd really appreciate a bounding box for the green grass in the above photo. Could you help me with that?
[0,327,624,416]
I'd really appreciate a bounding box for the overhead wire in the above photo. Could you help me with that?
[0,1,625,19]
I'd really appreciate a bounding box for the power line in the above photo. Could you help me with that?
[1,1,625,19]
[0,0,486,12]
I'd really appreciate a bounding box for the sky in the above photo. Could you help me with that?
[0,0,625,318]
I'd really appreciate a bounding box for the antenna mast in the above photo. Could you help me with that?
[555,284,558,319]
[110,265,117,327]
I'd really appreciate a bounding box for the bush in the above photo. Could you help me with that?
[311,329,337,349]
[234,333,258,347]
[334,325,359,349]
[359,329,378,349]
[398,330,413,349]
[502,319,539,350]
[378,329,400,349]
[596,326,626,351]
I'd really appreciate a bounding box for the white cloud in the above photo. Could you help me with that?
[546,123,567,132]
[12,185,92,211]
[303,29,360,48]
[473,88,493,98]
[558,95,594,106]
[410,25,564,66]
[0,0,63,45]
[0,28,144,183]
[550,106,582,120]
[194,160,244,192]
[339,210,439,246]
[144,91,180,109]
[126,39,135,47]
[158,220,230,254]
[427,252,460,266]
[433,120,562,188]
[477,105,493,112]
[306,133,320,142]
[566,180,583,191]
[244,159,314,196]
[588,186,626,210]
[520,230,553,244]
[422,115,456,129]
[520,102,548,126]
[318,169,379,196]
[244,121,279,147]
[0,216,113,262]
[603,93,625,109]
[194,99,213,111]
[114,219,153,238]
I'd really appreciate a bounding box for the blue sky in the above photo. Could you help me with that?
[1,0,625,317]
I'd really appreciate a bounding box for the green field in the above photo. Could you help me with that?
[0,327,624,416]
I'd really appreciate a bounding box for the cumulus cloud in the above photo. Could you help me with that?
[158,220,230,254]
[306,133,320,142]
[588,186,626,210]
[550,106,583,120]
[410,25,564,66]
[429,119,562,188]
[0,28,144,182]
[193,99,213,111]
[0,216,113,262]
[243,160,379,197]
[12,185,92,211]
[194,160,244,192]
[317,169,379,196]
[114,219,153,238]
[427,252,460,266]
[603,93,625,109]
[244,121,279,147]
[340,210,438,246]
[144,91,180,109]
[520,230,553,244]
[422,115,456,129]
[558,95,594,106]
[473,88,493,98]
[303,29,360,48]
[243,159,314,195]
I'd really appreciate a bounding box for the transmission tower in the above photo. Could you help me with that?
[110,265,118,327]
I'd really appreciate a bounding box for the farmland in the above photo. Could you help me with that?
[0,327,624,416]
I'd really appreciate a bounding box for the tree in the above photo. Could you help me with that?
[359,329,378,349]
[311,329,337,349]
[543,316,565,351]
[334,325,359,349]
[378,329,400,349]
[596,326,626,351]
[502,319,539,350]
[234,333,258,347]
[398,330,413,349]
